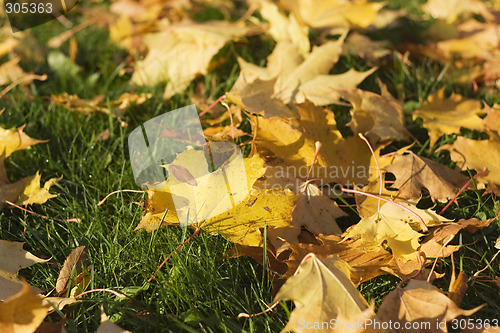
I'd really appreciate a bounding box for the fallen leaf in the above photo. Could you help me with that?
[279,0,384,32]
[448,270,468,306]
[131,21,251,98]
[231,37,375,111]
[420,218,497,258]
[254,101,372,184]
[339,88,408,143]
[384,152,469,202]
[56,246,86,294]
[17,173,61,206]
[257,0,310,57]
[376,279,483,332]
[274,253,369,333]
[97,306,131,333]
[412,88,484,148]
[343,202,450,260]
[422,0,493,23]
[443,134,500,194]
[0,282,50,333]
[0,125,47,158]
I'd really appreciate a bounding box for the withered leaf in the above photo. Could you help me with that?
[384,152,469,202]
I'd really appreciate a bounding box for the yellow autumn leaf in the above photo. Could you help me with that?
[254,101,372,184]
[257,0,310,58]
[230,36,375,113]
[0,282,50,333]
[17,172,61,206]
[412,88,484,148]
[131,21,251,99]
[0,125,47,158]
[279,0,384,32]
[443,133,500,194]
[343,202,450,260]
[273,253,369,333]
[0,240,48,300]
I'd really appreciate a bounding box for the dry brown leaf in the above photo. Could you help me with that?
[52,92,150,118]
[376,279,483,332]
[443,134,500,194]
[384,152,468,202]
[420,218,497,258]
[413,88,484,148]
[284,235,411,286]
[448,270,468,306]
[56,246,86,294]
[274,253,369,333]
[339,88,408,143]
[254,101,372,184]
[0,282,50,333]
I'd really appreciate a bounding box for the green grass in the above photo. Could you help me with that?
[1,0,500,332]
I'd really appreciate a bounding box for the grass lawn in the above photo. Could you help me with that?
[1,0,499,332]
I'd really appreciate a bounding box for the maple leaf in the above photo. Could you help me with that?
[52,92,150,119]
[422,0,493,23]
[420,218,497,258]
[412,88,484,149]
[483,104,500,134]
[339,88,409,143]
[273,253,369,333]
[278,0,384,32]
[443,134,500,194]
[0,240,47,300]
[253,101,372,184]
[0,282,50,333]
[130,21,252,99]
[257,0,310,57]
[137,154,302,246]
[0,125,47,158]
[281,234,418,286]
[254,166,345,243]
[343,202,450,260]
[384,152,469,202]
[230,37,376,114]
[376,280,483,332]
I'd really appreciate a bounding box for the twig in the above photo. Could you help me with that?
[238,300,280,318]
[148,227,201,282]
[358,133,382,211]
[306,142,321,182]
[5,200,80,223]
[439,168,489,214]
[0,74,47,99]
[75,288,126,299]
[473,249,500,277]
[98,189,146,206]
[198,95,226,117]
[427,235,454,282]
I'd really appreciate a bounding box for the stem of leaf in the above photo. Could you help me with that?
[338,186,428,232]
